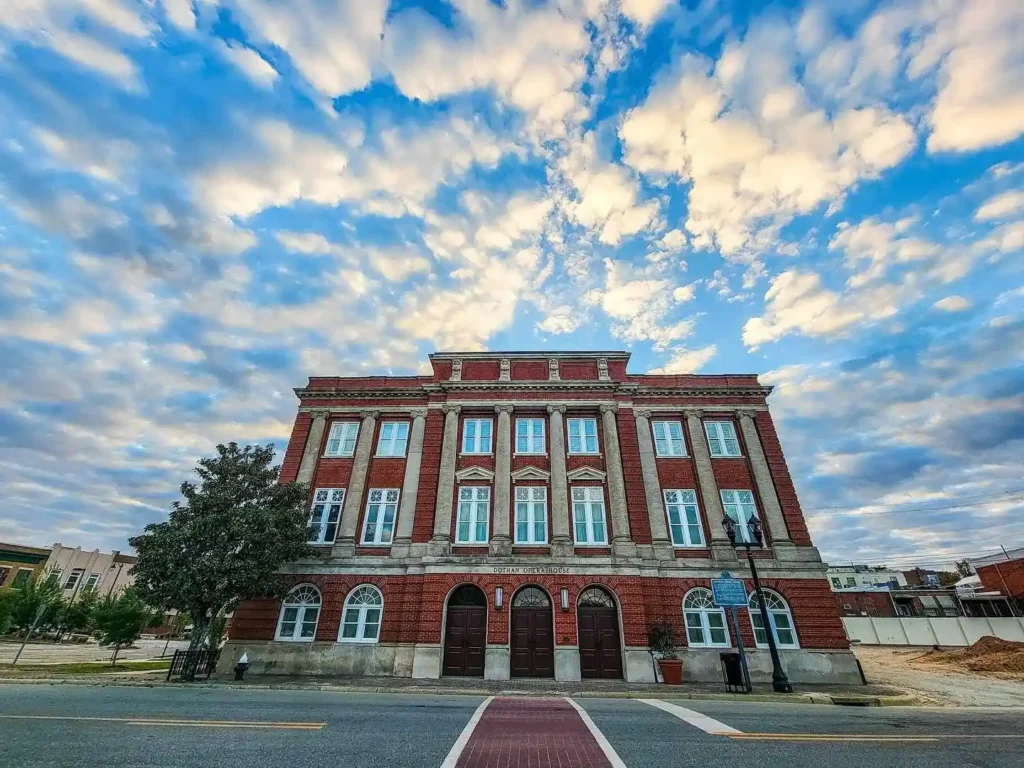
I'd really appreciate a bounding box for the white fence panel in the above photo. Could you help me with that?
[843,617,1024,646]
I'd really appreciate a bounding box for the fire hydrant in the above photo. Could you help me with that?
[233,652,250,681]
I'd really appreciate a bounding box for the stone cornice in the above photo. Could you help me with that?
[296,382,772,401]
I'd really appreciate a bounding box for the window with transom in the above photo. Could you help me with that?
[578,587,615,608]
[748,589,799,649]
[567,418,598,454]
[63,569,84,591]
[456,486,490,544]
[513,586,550,607]
[515,418,545,454]
[276,585,321,642]
[339,585,383,643]
[308,488,345,544]
[683,588,729,647]
[652,420,686,456]
[324,421,359,457]
[361,489,399,545]
[663,489,704,547]
[720,490,760,543]
[462,418,493,454]
[571,486,607,545]
[376,421,409,457]
[705,421,741,457]
[514,487,547,544]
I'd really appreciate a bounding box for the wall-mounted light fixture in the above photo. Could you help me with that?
[495,586,504,610]
[560,588,569,612]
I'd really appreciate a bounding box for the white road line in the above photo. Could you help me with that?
[638,699,743,735]
[440,695,494,768]
[564,698,628,768]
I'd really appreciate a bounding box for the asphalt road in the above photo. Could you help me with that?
[1,684,1022,768]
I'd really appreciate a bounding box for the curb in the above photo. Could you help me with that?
[0,677,918,706]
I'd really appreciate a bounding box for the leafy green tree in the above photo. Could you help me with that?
[10,571,63,636]
[0,588,16,635]
[129,443,313,650]
[95,588,152,665]
[955,559,973,578]
[57,587,100,640]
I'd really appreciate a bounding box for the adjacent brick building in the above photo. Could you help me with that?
[222,351,858,683]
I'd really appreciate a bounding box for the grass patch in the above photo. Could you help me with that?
[3,660,171,675]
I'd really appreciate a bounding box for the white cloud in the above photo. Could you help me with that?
[650,344,717,373]
[975,190,1024,221]
[217,40,278,88]
[162,0,196,31]
[829,217,938,287]
[934,295,972,313]
[536,305,582,335]
[46,30,142,90]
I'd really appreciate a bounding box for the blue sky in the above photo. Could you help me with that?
[0,0,1021,569]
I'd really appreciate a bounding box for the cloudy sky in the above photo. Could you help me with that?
[0,0,1021,569]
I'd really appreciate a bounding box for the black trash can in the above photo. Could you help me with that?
[720,652,746,693]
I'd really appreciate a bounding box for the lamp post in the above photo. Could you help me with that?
[722,515,792,694]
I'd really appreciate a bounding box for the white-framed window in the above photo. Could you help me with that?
[462,418,493,454]
[13,569,32,588]
[567,418,599,454]
[830,577,842,589]
[683,588,729,647]
[308,488,345,544]
[514,487,548,544]
[515,418,545,454]
[375,421,409,457]
[339,585,383,643]
[63,569,84,591]
[664,489,704,547]
[721,490,760,543]
[705,421,741,457]
[571,486,608,545]
[456,486,490,544]
[361,489,399,545]
[275,585,321,642]
[653,420,686,456]
[83,573,100,590]
[324,421,359,457]
[0,567,9,587]
[748,589,799,649]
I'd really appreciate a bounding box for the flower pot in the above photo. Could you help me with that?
[658,658,683,685]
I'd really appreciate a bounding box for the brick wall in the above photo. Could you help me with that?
[754,411,811,545]
[977,559,1024,598]
[834,591,896,617]
[560,360,598,380]
[412,410,444,543]
[511,360,548,380]
[617,408,652,544]
[279,412,312,484]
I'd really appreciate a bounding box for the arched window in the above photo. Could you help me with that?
[748,589,799,649]
[578,587,616,608]
[339,585,384,643]
[513,586,551,608]
[682,588,729,647]
[276,585,321,642]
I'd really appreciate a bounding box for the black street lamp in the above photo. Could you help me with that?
[722,514,793,694]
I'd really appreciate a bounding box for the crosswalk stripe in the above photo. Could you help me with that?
[564,698,628,768]
[439,696,493,768]
[637,699,743,734]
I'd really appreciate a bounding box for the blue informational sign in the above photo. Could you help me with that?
[711,578,748,607]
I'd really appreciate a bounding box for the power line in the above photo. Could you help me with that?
[804,488,1024,514]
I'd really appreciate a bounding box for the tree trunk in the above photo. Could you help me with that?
[188,614,210,653]
[110,644,120,666]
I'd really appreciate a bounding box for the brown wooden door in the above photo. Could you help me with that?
[511,607,554,677]
[578,607,623,679]
[443,606,486,676]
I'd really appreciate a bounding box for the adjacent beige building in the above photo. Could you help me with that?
[44,543,136,598]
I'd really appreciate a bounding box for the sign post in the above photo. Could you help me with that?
[711,572,752,694]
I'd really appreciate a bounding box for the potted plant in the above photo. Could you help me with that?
[648,621,683,685]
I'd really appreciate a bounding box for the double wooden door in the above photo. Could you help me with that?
[510,607,554,677]
[442,605,486,677]
[577,606,623,679]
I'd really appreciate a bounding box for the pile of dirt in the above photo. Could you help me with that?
[914,636,1024,674]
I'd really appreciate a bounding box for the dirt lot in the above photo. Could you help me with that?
[855,641,1024,707]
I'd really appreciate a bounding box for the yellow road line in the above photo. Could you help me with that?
[0,714,325,730]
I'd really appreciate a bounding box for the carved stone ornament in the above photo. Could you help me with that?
[442,404,462,415]
[597,357,610,380]
[450,358,463,381]
[599,403,618,414]
[548,358,560,381]
[359,409,380,420]
[409,409,428,419]
[308,409,331,421]
[546,404,567,414]
[499,358,511,381]
[494,404,515,414]
[635,408,653,419]
[735,409,758,421]
[683,408,705,419]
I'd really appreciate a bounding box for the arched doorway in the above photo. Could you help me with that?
[510,586,554,678]
[576,586,623,679]
[442,584,487,676]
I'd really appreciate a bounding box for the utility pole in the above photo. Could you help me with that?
[12,605,48,666]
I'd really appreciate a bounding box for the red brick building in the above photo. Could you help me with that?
[222,351,857,683]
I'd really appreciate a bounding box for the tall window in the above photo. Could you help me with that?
[456,486,490,544]
[515,418,545,454]
[663,489,704,547]
[567,418,599,454]
[63,569,84,591]
[720,490,759,543]
[84,573,100,590]
[376,421,409,457]
[683,588,729,647]
[652,420,686,456]
[362,489,399,545]
[12,569,31,588]
[705,421,741,457]
[462,418,493,454]
[308,488,345,544]
[275,585,321,642]
[571,487,607,545]
[514,487,547,544]
[339,585,383,643]
[324,421,359,457]
[748,590,799,649]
